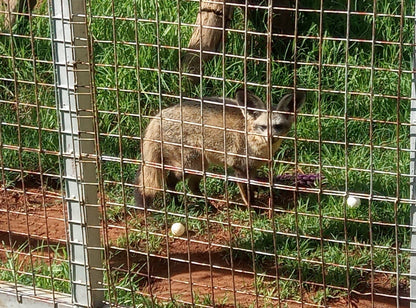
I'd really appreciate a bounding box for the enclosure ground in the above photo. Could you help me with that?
[0,186,410,307]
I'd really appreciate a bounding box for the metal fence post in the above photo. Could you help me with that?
[411,82,416,307]
[410,4,416,304]
[50,0,104,307]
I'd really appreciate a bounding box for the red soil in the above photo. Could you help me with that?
[0,187,410,307]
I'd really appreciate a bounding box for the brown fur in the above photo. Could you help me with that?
[135,90,305,208]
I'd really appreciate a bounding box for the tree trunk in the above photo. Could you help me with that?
[182,0,235,82]
[183,0,297,83]
[0,0,37,30]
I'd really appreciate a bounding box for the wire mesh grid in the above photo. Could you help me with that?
[0,0,72,302]
[0,0,415,307]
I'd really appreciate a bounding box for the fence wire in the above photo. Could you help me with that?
[0,0,415,307]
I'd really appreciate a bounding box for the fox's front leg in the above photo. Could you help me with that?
[235,169,255,206]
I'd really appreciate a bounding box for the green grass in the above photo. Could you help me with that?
[0,242,70,294]
[0,0,414,305]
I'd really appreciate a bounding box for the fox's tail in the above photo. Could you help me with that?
[135,141,163,209]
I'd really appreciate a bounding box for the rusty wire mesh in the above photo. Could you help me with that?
[0,0,71,302]
[0,0,415,307]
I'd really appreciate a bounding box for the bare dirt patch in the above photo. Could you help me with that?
[0,187,410,307]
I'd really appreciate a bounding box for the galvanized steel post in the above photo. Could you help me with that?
[50,0,104,306]
[410,4,416,304]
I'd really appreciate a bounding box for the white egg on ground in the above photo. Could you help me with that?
[346,196,361,208]
[171,222,186,236]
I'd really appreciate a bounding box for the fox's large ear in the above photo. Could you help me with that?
[235,89,265,114]
[275,91,306,112]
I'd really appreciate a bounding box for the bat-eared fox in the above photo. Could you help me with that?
[135,89,305,208]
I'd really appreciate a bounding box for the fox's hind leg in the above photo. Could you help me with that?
[166,172,202,203]
[166,171,182,204]
[187,175,202,197]
[183,149,203,198]
[166,171,180,192]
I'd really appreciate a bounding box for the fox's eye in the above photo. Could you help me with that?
[273,124,283,131]
[260,125,267,131]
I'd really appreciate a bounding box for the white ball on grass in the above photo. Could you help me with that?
[346,196,361,209]
[171,222,185,237]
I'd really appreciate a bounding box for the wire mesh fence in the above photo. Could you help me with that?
[0,0,415,307]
